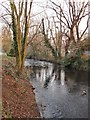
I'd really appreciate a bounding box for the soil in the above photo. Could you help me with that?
[2,56,40,119]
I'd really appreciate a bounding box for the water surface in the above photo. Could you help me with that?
[25,59,88,118]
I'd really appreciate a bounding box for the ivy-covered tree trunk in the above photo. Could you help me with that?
[42,18,58,59]
[10,0,33,71]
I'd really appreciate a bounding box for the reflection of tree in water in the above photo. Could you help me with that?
[43,64,61,88]
[54,65,61,81]
[43,64,55,88]
[43,64,88,93]
[65,69,88,94]
[31,63,88,94]
[43,75,51,88]
[31,63,63,88]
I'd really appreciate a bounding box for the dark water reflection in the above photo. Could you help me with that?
[25,59,88,118]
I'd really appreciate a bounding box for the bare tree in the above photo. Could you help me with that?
[42,18,59,59]
[40,14,63,60]
[1,25,12,53]
[49,0,89,54]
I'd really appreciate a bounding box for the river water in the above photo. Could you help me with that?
[25,59,88,118]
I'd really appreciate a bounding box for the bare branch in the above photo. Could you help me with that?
[0,3,11,14]
[79,18,89,40]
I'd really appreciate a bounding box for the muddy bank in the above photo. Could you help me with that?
[2,56,40,118]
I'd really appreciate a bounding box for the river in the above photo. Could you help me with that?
[25,59,88,118]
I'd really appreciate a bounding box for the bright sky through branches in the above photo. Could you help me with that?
[0,0,88,31]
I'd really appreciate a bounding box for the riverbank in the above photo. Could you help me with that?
[26,55,90,71]
[2,55,40,118]
[63,53,90,71]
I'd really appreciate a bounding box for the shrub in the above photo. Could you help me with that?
[7,48,16,57]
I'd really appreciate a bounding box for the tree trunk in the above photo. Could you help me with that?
[10,0,33,71]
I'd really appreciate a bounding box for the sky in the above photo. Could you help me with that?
[0,0,88,32]
[0,0,48,28]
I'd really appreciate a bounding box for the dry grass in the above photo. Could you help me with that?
[81,54,90,61]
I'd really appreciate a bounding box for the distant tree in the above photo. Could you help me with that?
[42,18,58,59]
[49,0,89,55]
[27,20,51,59]
[1,25,12,53]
